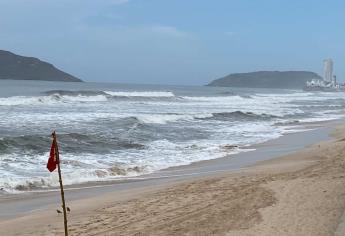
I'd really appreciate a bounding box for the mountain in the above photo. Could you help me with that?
[207,71,322,89]
[0,50,82,82]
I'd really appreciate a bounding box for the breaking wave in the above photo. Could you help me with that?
[104,91,175,97]
[45,90,176,97]
[0,89,275,107]
[3,84,345,194]
[199,111,279,121]
[45,90,109,96]
[0,90,180,106]
[0,94,108,106]
[1,164,146,193]
[0,132,146,155]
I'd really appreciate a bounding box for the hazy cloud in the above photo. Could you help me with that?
[150,26,191,38]
[1,0,344,84]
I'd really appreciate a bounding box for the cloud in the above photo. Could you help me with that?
[150,25,191,38]
[110,0,130,4]
[77,21,192,41]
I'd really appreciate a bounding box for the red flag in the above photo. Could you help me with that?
[47,136,58,172]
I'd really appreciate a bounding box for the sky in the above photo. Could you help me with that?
[0,0,344,85]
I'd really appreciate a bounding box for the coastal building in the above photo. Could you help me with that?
[304,59,344,91]
[323,59,333,83]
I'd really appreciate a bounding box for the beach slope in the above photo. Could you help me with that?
[1,126,345,235]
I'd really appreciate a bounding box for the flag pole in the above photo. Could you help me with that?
[53,131,68,236]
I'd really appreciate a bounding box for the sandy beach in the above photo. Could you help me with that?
[1,123,345,235]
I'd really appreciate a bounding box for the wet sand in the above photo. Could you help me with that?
[1,123,345,235]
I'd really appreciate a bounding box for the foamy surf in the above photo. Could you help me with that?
[104,91,175,97]
[1,81,345,193]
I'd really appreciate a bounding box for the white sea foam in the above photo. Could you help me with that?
[135,114,202,124]
[104,91,175,97]
[0,94,108,106]
[1,85,345,193]
[0,121,283,192]
[0,90,176,106]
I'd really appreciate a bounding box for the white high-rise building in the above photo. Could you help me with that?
[323,59,333,82]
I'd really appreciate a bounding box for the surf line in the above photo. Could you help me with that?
[26,167,254,194]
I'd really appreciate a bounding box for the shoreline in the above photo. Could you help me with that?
[0,119,335,196]
[1,121,345,235]
[0,121,345,235]
[0,120,337,219]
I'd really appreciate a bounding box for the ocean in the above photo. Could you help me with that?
[1,80,344,193]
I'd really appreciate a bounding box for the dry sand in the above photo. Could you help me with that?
[1,125,345,235]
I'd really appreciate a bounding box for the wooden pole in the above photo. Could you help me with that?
[53,132,68,236]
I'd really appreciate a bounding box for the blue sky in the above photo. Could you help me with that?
[0,0,344,85]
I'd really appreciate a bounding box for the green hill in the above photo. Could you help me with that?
[0,50,82,82]
[207,71,322,89]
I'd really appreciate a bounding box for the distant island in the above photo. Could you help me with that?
[0,50,82,82]
[207,71,322,89]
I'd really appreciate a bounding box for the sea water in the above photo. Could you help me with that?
[0,80,344,192]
